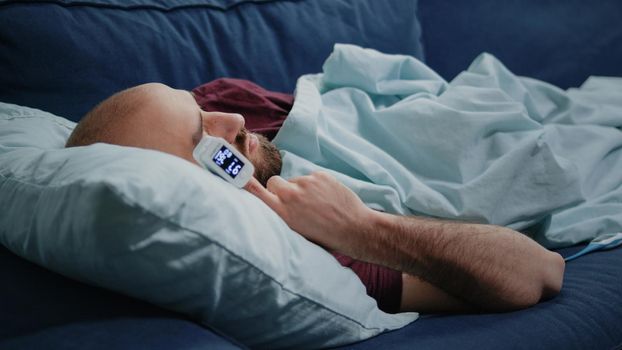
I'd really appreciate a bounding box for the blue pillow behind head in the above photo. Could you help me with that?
[0,0,422,121]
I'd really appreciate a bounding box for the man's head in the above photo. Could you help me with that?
[65,82,281,185]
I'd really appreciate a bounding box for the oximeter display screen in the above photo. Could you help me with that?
[212,145,244,178]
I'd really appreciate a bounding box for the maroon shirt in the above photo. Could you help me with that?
[193,78,402,313]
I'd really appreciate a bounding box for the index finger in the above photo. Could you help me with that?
[244,177,283,212]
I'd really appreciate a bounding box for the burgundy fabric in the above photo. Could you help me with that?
[193,78,403,313]
[192,78,293,141]
[332,253,403,314]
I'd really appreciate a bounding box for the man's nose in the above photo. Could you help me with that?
[202,112,245,144]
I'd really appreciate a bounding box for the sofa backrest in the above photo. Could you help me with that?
[0,0,422,121]
[419,0,622,88]
[2,0,620,122]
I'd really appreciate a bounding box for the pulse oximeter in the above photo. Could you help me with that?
[193,134,255,188]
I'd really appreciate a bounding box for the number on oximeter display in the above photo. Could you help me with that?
[213,146,244,178]
[193,134,254,188]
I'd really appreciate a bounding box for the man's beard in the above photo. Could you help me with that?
[235,128,281,187]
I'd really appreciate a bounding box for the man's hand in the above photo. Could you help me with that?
[245,173,565,312]
[244,172,371,252]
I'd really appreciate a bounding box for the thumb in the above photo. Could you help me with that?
[244,177,282,212]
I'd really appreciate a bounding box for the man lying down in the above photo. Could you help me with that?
[64,77,566,315]
[65,44,622,315]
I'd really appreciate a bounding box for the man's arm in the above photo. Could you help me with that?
[367,211,565,311]
[245,173,565,312]
[401,273,476,313]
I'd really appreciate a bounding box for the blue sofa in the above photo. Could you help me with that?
[1,1,621,349]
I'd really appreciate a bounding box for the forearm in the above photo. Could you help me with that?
[401,273,476,314]
[245,173,565,312]
[351,210,565,311]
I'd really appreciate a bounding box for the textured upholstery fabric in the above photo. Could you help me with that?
[0,0,422,121]
[419,0,622,88]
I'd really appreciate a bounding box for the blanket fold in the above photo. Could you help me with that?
[274,44,622,251]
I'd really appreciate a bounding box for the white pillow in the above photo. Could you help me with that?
[0,102,417,349]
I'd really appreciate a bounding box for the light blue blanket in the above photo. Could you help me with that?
[273,44,622,254]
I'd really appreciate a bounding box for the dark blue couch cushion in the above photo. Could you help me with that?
[419,0,622,88]
[0,244,241,349]
[0,0,422,122]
